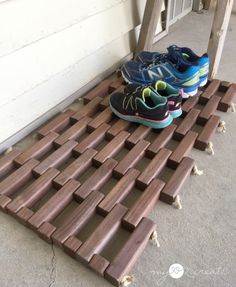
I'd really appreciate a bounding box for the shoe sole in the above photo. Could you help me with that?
[110,105,173,129]
[169,108,182,118]
[199,77,208,87]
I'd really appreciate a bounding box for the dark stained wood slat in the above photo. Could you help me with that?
[105,217,155,286]
[37,222,56,243]
[160,157,194,204]
[76,204,128,264]
[73,123,110,155]
[126,125,152,149]
[106,119,130,140]
[0,195,12,212]
[113,140,150,178]
[174,109,200,141]
[15,207,34,225]
[87,107,113,132]
[89,254,110,276]
[168,131,198,169]
[33,140,78,176]
[93,131,130,166]
[0,159,39,197]
[199,79,221,104]
[74,158,118,201]
[53,148,97,188]
[63,236,83,258]
[146,124,177,158]
[123,179,164,230]
[219,80,231,93]
[28,179,80,230]
[181,96,199,115]
[0,149,21,176]
[195,115,220,150]
[197,95,221,125]
[54,116,92,147]
[108,80,124,93]
[52,191,104,247]
[14,132,59,166]
[99,86,124,111]
[83,80,111,104]
[136,148,172,190]
[71,97,103,122]
[6,168,59,215]
[97,168,140,216]
[218,84,236,112]
[37,110,75,138]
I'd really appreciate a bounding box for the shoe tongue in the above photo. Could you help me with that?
[167,46,190,68]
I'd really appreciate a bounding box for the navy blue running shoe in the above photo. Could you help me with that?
[109,84,173,129]
[121,55,200,97]
[167,45,209,87]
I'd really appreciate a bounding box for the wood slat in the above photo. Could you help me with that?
[126,125,151,149]
[195,115,220,150]
[83,80,111,104]
[74,123,110,155]
[161,157,194,204]
[14,132,59,166]
[93,131,130,167]
[106,119,130,140]
[87,107,113,132]
[0,149,21,176]
[218,84,236,112]
[6,168,59,215]
[199,79,221,104]
[76,204,128,264]
[174,109,200,141]
[136,148,172,190]
[123,179,165,230]
[113,140,150,178]
[71,97,103,122]
[98,168,140,216]
[63,236,83,258]
[181,96,199,115]
[74,158,118,201]
[105,217,155,286]
[197,95,221,125]
[33,140,78,176]
[146,124,176,158]
[28,179,80,230]
[52,191,104,247]
[54,116,91,147]
[0,159,39,197]
[168,131,198,169]
[89,254,110,276]
[53,148,97,188]
[38,110,75,138]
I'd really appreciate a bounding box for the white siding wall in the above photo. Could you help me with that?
[0,0,149,149]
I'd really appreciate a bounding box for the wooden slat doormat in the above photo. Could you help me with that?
[0,78,235,286]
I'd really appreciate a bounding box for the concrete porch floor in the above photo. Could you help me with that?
[0,10,236,287]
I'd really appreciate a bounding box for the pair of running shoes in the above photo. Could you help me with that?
[109,45,210,129]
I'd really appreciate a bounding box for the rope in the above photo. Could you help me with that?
[4,146,13,155]
[230,103,235,112]
[192,165,204,176]
[206,141,214,155]
[150,230,160,248]
[121,275,135,286]
[217,121,226,133]
[174,195,182,210]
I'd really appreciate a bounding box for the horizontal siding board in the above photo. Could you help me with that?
[0,30,136,143]
[0,0,123,57]
[0,0,144,107]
